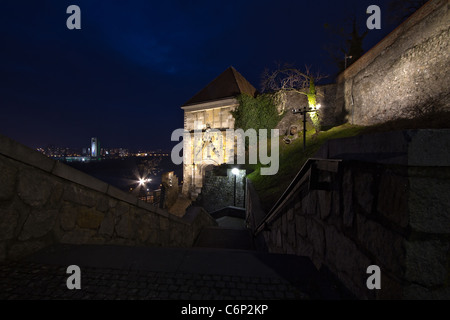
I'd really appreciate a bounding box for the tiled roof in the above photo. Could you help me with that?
[182,66,257,106]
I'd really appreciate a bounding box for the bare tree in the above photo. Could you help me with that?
[261,64,327,132]
[262,64,326,95]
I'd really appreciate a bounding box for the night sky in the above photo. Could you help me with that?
[1,0,396,151]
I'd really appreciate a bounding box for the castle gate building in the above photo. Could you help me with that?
[181,67,257,199]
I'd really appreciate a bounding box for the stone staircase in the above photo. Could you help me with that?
[194,207,254,250]
[194,227,255,250]
[0,211,354,300]
[188,212,353,299]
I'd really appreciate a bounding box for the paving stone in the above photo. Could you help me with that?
[0,260,313,300]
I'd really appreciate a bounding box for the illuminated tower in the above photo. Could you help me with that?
[91,137,99,159]
[180,67,257,199]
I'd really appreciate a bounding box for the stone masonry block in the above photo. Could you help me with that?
[159,216,169,231]
[135,213,153,243]
[0,202,19,241]
[287,208,294,221]
[408,172,450,234]
[0,241,5,261]
[295,214,307,237]
[287,222,296,247]
[306,190,318,215]
[353,171,374,216]
[110,201,129,218]
[281,213,287,235]
[59,204,77,231]
[404,239,449,288]
[307,218,325,259]
[357,214,405,276]
[19,208,58,241]
[0,156,17,201]
[98,211,115,237]
[17,169,53,207]
[342,168,354,227]
[76,206,105,230]
[115,212,136,240]
[296,236,313,258]
[377,171,409,228]
[325,225,371,295]
[63,184,98,208]
[317,190,332,220]
[96,195,110,213]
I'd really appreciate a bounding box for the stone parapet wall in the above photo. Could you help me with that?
[0,134,216,261]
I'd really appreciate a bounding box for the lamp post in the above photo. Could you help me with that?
[232,168,239,206]
[292,106,316,151]
[137,177,152,202]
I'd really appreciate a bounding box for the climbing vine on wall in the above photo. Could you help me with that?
[231,93,282,137]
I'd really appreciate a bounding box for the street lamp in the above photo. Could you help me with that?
[232,168,239,206]
[292,104,321,151]
[137,177,152,202]
[138,177,152,186]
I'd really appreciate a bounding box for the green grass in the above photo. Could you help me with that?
[247,123,365,212]
[247,110,450,212]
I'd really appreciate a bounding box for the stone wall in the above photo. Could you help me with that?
[0,134,216,261]
[276,0,449,128]
[247,130,450,299]
[334,0,449,125]
[196,168,246,213]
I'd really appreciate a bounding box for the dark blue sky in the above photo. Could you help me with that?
[1,0,396,150]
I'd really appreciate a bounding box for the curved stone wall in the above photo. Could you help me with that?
[0,134,216,261]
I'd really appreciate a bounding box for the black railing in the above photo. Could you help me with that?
[253,158,341,236]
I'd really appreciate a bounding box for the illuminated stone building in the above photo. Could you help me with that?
[181,67,257,199]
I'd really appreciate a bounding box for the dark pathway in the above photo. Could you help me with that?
[0,217,352,300]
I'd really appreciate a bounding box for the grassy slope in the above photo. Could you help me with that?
[247,123,365,212]
[247,111,450,212]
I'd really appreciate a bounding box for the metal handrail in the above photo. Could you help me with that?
[253,158,341,235]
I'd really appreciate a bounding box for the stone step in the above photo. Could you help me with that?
[194,226,255,251]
